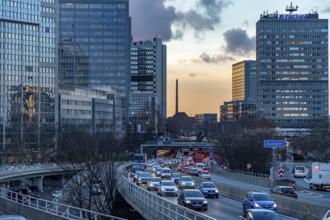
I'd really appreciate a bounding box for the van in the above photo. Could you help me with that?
[161,168,171,179]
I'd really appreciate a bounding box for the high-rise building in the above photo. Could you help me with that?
[129,37,167,134]
[232,60,256,101]
[59,0,131,137]
[0,0,58,163]
[256,5,328,135]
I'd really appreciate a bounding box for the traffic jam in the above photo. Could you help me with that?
[129,153,216,212]
[128,153,288,219]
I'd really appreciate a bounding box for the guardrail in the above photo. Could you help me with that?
[0,187,125,220]
[116,165,216,220]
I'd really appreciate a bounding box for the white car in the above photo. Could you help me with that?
[200,171,211,180]
[322,209,330,220]
[157,180,178,197]
[161,168,171,179]
[0,216,27,220]
[294,166,308,178]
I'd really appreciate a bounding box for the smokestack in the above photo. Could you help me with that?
[175,79,178,114]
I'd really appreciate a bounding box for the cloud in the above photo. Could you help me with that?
[198,52,235,64]
[321,7,330,13]
[189,73,197,77]
[223,28,256,56]
[130,0,231,41]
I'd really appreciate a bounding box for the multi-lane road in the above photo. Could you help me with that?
[129,167,303,220]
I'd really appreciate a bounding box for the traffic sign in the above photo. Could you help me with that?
[264,140,286,148]
[278,167,284,178]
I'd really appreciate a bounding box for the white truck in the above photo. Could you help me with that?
[309,162,330,190]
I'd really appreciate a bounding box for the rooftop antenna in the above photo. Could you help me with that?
[286,2,298,14]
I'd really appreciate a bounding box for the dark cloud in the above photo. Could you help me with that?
[223,28,256,56]
[199,52,235,64]
[130,0,231,41]
[189,73,197,77]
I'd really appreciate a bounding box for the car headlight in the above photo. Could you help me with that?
[182,182,186,185]
[191,182,195,186]
[161,187,166,191]
[273,203,277,208]
[203,190,208,192]
[215,190,219,193]
[254,203,260,207]
[149,183,154,186]
[185,200,191,204]
[202,200,208,204]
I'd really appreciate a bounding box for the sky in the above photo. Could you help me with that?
[129,0,330,118]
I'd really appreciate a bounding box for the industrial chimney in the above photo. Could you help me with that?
[175,79,178,114]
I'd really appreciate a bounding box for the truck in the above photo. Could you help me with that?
[130,162,145,177]
[309,162,330,190]
[133,153,147,164]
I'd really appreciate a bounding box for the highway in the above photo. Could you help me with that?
[129,170,299,220]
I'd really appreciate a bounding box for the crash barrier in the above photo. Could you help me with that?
[211,168,273,187]
[0,186,125,220]
[116,165,216,220]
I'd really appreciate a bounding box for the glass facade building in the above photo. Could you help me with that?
[59,0,131,136]
[130,37,166,134]
[232,60,256,101]
[256,11,328,133]
[0,0,58,163]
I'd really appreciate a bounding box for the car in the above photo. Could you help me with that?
[200,171,211,180]
[147,177,161,191]
[0,216,27,220]
[188,168,199,176]
[242,192,277,213]
[322,209,330,220]
[155,168,163,177]
[161,168,171,179]
[294,166,308,178]
[133,170,143,182]
[136,172,151,186]
[183,167,190,174]
[171,173,181,184]
[152,165,160,173]
[199,182,219,198]
[157,180,178,197]
[179,176,195,190]
[51,190,62,198]
[177,189,208,211]
[270,186,298,199]
[91,183,102,195]
[240,209,281,220]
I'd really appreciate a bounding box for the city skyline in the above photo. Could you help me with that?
[130,0,330,117]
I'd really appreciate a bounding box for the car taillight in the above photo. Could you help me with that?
[278,192,283,195]
[294,191,297,194]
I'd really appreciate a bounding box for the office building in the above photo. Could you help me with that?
[0,0,58,163]
[232,60,256,101]
[256,5,328,135]
[59,84,119,134]
[130,37,166,134]
[59,0,131,137]
[220,100,256,121]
